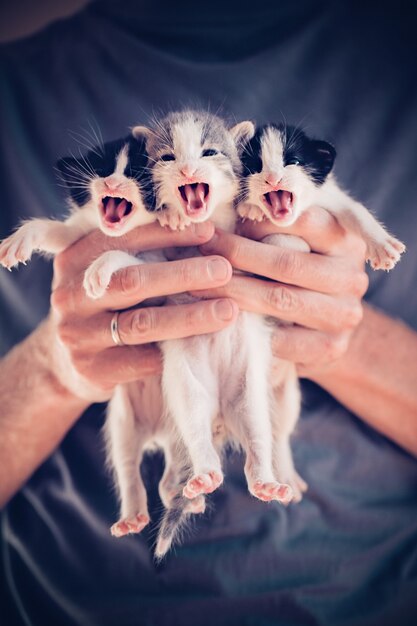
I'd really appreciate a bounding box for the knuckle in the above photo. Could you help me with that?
[325,333,350,361]
[272,248,299,280]
[53,251,68,277]
[266,285,299,314]
[118,266,145,297]
[178,260,197,287]
[227,238,246,266]
[343,299,364,329]
[50,286,68,314]
[352,270,369,298]
[129,307,156,339]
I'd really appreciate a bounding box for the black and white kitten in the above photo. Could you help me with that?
[235,123,406,503]
[0,135,156,270]
[238,124,405,269]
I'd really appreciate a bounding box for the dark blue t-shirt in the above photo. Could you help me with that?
[1,2,417,625]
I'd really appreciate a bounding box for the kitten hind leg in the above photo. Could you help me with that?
[161,339,223,499]
[105,385,150,537]
[227,314,293,504]
[271,362,307,503]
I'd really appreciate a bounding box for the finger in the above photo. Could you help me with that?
[52,255,233,315]
[94,344,163,384]
[112,299,238,346]
[199,230,366,295]
[237,206,351,255]
[57,299,239,349]
[54,221,215,277]
[191,275,363,333]
[271,326,351,368]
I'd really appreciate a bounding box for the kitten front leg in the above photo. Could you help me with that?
[320,182,405,270]
[0,215,94,269]
[237,202,265,222]
[157,206,192,231]
[105,385,150,537]
[83,250,144,299]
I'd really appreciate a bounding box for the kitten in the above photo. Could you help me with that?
[238,124,405,269]
[235,123,406,501]
[0,135,156,270]
[0,135,194,548]
[132,111,298,555]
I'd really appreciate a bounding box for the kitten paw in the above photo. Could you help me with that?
[274,469,308,503]
[250,480,293,504]
[367,236,406,271]
[185,495,206,514]
[237,203,265,222]
[157,208,191,231]
[183,471,223,498]
[83,257,115,299]
[110,513,150,537]
[0,230,36,269]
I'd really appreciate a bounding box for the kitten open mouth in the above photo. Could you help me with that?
[263,190,294,219]
[101,196,133,227]
[178,183,210,216]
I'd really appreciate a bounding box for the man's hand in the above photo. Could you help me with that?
[50,221,238,398]
[195,206,368,377]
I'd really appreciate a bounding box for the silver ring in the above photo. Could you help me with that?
[110,312,124,346]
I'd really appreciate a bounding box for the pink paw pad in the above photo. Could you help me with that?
[110,513,150,538]
[252,480,293,504]
[183,471,223,499]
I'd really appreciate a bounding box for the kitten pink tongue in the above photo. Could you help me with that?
[269,190,292,217]
[105,198,128,222]
[184,183,207,214]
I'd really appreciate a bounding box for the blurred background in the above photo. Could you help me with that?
[0,0,91,42]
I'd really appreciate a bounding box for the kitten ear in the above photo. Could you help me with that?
[229,121,255,148]
[310,140,336,176]
[132,125,155,144]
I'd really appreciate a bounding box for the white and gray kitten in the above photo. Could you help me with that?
[132,110,298,555]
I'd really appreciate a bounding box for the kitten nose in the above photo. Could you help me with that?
[104,176,122,191]
[265,173,282,187]
[180,165,197,178]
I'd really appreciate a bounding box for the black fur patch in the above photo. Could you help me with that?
[241,123,336,186]
[56,135,155,209]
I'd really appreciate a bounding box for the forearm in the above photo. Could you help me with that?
[0,319,89,506]
[310,304,417,457]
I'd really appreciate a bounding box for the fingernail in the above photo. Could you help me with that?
[208,258,229,281]
[214,299,235,321]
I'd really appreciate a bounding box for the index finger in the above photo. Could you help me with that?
[199,229,362,295]
[56,221,215,275]
[237,206,346,255]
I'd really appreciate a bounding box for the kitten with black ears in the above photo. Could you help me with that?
[0,135,156,270]
[236,122,406,499]
[238,123,405,269]
[0,135,201,549]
